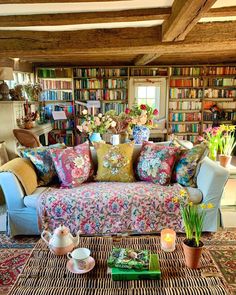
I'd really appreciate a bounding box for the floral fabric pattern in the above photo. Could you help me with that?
[95,142,135,182]
[50,142,93,188]
[38,182,186,235]
[172,144,207,187]
[136,143,179,185]
[19,143,65,185]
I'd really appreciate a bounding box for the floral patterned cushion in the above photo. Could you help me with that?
[172,144,207,187]
[94,141,135,182]
[50,142,93,188]
[19,143,65,185]
[136,142,179,185]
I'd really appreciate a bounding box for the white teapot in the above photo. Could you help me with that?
[41,225,80,255]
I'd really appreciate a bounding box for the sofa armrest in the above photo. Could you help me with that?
[197,157,229,207]
[0,172,25,210]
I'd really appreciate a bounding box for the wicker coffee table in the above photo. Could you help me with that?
[9,236,230,295]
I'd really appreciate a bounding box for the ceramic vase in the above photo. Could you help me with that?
[89,132,102,143]
[132,125,150,144]
[219,155,231,168]
[182,239,204,269]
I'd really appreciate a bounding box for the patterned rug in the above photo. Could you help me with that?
[0,230,235,295]
[0,232,39,295]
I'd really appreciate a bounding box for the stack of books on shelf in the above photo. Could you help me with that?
[169,101,202,110]
[75,79,127,89]
[169,88,203,99]
[204,89,236,99]
[102,102,127,113]
[169,112,201,122]
[208,78,236,87]
[39,79,72,89]
[131,67,168,76]
[41,90,72,101]
[170,67,205,76]
[107,247,161,281]
[207,66,236,75]
[170,78,204,87]
[170,123,199,133]
[52,119,74,130]
[38,68,72,78]
[73,68,127,78]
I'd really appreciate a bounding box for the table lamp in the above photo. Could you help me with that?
[0,67,14,100]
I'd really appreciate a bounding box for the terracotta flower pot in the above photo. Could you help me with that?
[182,239,204,269]
[219,155,232,168]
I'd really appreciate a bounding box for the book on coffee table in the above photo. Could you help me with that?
[110,254,161,281]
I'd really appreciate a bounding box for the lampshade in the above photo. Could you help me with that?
[0,67,14,81]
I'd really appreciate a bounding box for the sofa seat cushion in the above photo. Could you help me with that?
[38,182,188,235]
[24,187,48,208]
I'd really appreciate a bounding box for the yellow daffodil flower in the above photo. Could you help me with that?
[200,203,207,209]
[207,203,214,209]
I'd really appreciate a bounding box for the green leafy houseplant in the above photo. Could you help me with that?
[22,83,42,101]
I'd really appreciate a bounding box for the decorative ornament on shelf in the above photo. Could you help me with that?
[22,83,42,101]
[125,104,159,144]
[172,189,214,269]
[218,124,236,168]
[0,67,14,100]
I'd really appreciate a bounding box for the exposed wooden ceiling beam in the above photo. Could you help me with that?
[204,6,236,17]
[134,53,162,66]
[0,8,170,27]
[162,0,217,42]
[0,22,235,58]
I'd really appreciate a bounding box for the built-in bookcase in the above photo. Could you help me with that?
[168,66,236,143]
[37,67,75,146]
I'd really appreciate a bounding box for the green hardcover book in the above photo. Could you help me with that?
[111,254,161,281]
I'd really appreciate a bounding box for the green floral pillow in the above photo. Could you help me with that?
[19,143,66,185]
[172,144,207,187]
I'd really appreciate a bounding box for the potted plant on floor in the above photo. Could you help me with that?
[218,124,236,168]
[173,190,214,269]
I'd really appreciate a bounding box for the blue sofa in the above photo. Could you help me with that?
[0,144,229,236]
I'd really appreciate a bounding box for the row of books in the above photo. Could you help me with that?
[44,104,74,119]
[208,78,236,87]
[38,68,72,78]
[204,89,236,98]
[102,103,127,114]
[171,134,199,143]
[170,66,236,76]
[170,67,205,76]
[73,68,128,78]
[170,78,204,87]
[39,80,72,89]
[203,101,236,109]
[130,67,168,77]
[41,90,73,101]
[169,112,201,122]
[52,119,74,130]
[170,124,200,133]
[203,112,235,121]
[169,88,203,99]
[169,101,202,110]
[74,89,127,101]
[74,79,127,89]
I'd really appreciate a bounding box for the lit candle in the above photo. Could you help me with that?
[161,229,176,252]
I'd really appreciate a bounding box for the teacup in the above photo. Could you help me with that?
[67,248,91,270]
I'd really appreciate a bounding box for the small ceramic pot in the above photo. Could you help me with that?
[219,155,232,168]
[182,239,204,269]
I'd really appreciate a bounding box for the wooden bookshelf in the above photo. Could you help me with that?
[168,65,236,143]
[36,67,75,146]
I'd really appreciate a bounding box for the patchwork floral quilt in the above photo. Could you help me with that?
[38,182,186,235]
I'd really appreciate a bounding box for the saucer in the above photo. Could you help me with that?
[66,256,95,274]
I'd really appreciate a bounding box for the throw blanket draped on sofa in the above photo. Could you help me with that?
[38,182,186,235]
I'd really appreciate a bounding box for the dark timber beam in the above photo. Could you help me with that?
[134,54,162,66]
[162,0,217,42]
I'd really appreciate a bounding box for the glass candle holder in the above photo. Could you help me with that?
[161,229,176,252]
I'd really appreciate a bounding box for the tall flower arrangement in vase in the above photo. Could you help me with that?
[199,127,221,161]
[125,104,159,144]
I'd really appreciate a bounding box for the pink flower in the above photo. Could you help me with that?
[140,104,147,110]
[153,109,159,116]
[125,108,131,114]
[198,136,204,142]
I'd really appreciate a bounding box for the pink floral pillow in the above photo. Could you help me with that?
[136,142,179,185]
[50,142,93,188]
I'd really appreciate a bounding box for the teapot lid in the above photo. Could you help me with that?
[54,224,70,236]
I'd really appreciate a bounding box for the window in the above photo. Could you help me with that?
[135,85,160,110]
[132,78,167,119]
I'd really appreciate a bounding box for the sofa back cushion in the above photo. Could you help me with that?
[18,143,65,185]
[94,141,135,182]
[136,142,179,185]
[50,141,93,188]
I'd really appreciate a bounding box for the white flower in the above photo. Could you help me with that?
[82,109,88,115]
[98,113,103,118]
[111,121,116,128]
[73,156,85,168]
